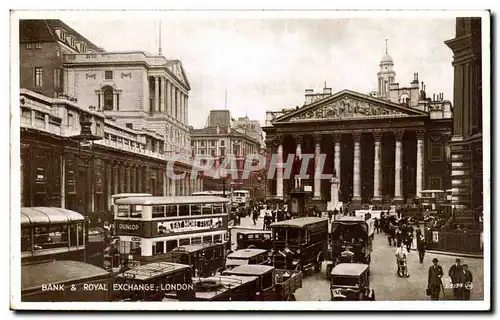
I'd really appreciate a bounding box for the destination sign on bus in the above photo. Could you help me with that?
[157,218,223,235]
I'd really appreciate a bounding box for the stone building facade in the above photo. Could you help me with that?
[19,19,202,221]
[445,17,483,225]
[263,50,453,209]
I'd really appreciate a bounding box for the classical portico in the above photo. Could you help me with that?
[264,89,452,209]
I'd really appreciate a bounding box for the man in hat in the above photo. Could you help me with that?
[417,235,426,263]
[427,258,444,300]
[462,264,473,300]
[449,258,466,300]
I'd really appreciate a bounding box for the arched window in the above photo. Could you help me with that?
[399,93,409,105]
[103,86,114,110]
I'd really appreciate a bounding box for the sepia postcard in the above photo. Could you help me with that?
[9,9,491,311]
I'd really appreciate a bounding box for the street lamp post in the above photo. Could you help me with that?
[71,112,102,262]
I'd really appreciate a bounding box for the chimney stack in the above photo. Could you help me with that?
[305,89,314,105]
[323,87,332,95]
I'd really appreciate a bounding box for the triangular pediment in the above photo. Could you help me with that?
[167,61,190,90]
[273,90,428,124]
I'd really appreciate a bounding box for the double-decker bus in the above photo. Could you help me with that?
[113,196,231,268]
[232,190,251,208]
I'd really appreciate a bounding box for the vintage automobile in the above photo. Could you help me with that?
[164,243,227,278]
[236,230,273,251]
[114,262,193,301]
[329,215,374,265]
[223,265,302,301]
[225,248,271,270]
[330,263,375,301]
[271,217,329,272]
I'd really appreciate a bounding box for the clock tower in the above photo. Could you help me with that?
[377,39,396,98]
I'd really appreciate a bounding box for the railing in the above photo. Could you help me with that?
[425,230,482,255]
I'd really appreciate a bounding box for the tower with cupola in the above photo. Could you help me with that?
[377,39,396,98]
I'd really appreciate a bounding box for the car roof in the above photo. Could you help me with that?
[330,263,369,276]
[271,217,328,228]
[22,260,108,291]
[227,249,268,259]
[116,262,190,281]
[224,264,274,275]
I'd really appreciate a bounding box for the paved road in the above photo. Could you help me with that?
[231,215,484,301]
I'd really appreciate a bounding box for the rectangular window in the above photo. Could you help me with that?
[152,206,165,218]
[210,140,216,147]
[68,112,75,127]
[220,148,225,157]
[430,143,443,161]
[96,123,102,135]
[220,140,225,146]
[154,241,165,255]
[104,70,113,80]
[97,93,101,109]
[201,141,206,147]
[429,177,442,190]
[35,43,43,49]
[34,111,45,121]
[34,67,43,87]
[25,43,33,50]
[126,123,133,129]
[54,69,61,88]
[191,237,201,245]
[116,94,120,110]
[179,238,190,246]
[202,236,212,244]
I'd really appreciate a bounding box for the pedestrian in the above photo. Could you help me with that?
[374,218,380,234]
[388,224,394,246]
[395,243,409,277]
[448,258,466,300]
[462,264,473,300]
[328,210,333,222]
[339,206,343,215]
[427,258,444,300]
[252,208,258,226]
[417,235,426,263]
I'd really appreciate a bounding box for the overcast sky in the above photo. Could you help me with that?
[63,16,456,129]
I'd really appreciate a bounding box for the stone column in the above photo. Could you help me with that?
[333,133,341,184]
[352,132,362,204]
[313,134,322,200]
[184,95,188,126]
[169,177,176,196]
[113,165,119,194]
[154,76,160,113]
[163,169,167,196]
[372,132,383,203]
[416,130,425,199]
[159,77,165,113]
[276,135,284,199]
[166,81,171,116]
[126,165,131,193]
[176,89,181,122]
[394,131,404,202]
[294,134,302,189]
[137,166,143,192]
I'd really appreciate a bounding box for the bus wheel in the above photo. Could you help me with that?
[314,261,321,272]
